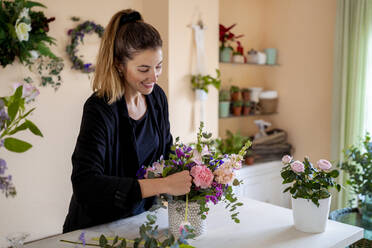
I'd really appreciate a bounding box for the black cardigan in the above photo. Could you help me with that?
[63,84,172,233]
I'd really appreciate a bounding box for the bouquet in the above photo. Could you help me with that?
[281,155,341,206]
[138,122,251,223]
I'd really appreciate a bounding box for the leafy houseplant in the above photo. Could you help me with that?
[281,155,341,233]
[0,84,43,197]
[232,100,242,116]
[191,69,221,94]
[215,130,250,155]
[137,122,251,236]
[242,101,251,116]
[0,0,64,89]
[218,90,230,118]
[229,85,240,101]
[339,134,372,203]
[241,88,251,101]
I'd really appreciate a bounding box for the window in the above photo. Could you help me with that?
[365,32,372,134]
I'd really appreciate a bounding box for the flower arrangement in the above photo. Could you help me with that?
[0,83,43,197]
[66,18,104,74]
[339,133,372,204]
[190,69,221,94]
[219,23,243,49]
[138,122,251,223]
[0,0,64,89]
[281,155,341,206]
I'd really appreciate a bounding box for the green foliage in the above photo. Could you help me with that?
[0,0,64,89]
[191,69,221,93]
[229,85,239,93]
[215,130,250,155]
[339,133,372,199]
[281,157,341,207]
[219,90,230,102]
[232,100,243,107]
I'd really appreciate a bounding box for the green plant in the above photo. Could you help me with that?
[0,0,64,90]
[215,130,250,155]
[230,85,239,93]
[244,101,251,107]
[232,100,243,107]
[241,88,250,93]
[219,90,230,101]
[191,69,221,93]
[281,156,341,206]
[61,214,196,248]
[339,133,372,202]
[0,84,43,197]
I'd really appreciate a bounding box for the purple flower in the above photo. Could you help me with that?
[0,139,4,148]
[79,231,86,246]
[0,159,7,175]
[206,195,218,204]
[136,165,146,179]
[67,29,73,35]
[84,63,92,69]
[176,148,185,159]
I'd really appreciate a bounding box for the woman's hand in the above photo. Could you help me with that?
[163,171,192,196]
[138,170,192,198]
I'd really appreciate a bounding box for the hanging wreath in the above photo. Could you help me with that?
[66,19,104,73]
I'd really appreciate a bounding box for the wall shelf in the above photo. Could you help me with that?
[219,112,278,119]
[219,62,280,66]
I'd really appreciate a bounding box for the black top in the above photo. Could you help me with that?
[63,85,172,233]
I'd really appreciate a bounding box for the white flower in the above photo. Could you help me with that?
[15,22,32,42]
[29,50,39,59]
[19,8,30,19]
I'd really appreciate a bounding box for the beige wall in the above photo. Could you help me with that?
[219,0,337,163]
[0,0,219,245]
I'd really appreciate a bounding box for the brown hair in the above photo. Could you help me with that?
[92,9,162,104]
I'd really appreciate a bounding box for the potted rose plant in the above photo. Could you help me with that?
[281,155,341,233]
[138,123,251,237]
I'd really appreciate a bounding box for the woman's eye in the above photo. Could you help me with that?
[138,69,149,73]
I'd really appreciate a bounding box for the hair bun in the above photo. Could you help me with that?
[119,11,142,26]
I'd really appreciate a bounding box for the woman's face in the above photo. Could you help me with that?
[123,48,163,95]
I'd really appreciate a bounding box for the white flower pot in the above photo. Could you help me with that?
[291,196,331,233]
[195,89,208,101]
[168,200,206,237]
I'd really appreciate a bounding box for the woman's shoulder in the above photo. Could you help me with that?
[152,84,167,103]
[83,93,118,118]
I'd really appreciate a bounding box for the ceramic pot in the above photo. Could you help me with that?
[195,89,208,101]
[168,200,206,237]
[219,101,230,118]
[220,47,232,62]
[291,196,331,233]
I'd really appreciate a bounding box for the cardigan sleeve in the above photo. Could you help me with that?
[71,98,142,213]
[157,86,173,159]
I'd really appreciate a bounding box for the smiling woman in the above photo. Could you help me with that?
[63,9,192,233]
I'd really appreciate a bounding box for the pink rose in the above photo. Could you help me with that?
[317,159,332,171]
[282,155,292,164]
[190,165,214,189]
[213,166,234,185]
[291,160,305,173]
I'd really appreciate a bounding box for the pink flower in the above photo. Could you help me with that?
[282,155,292,164]
[13,83,39,103]
[191,149,202,165]
[291,160,305,173]
[317,159,332,171]
[190,165,214,189]
[213,166,234,184]
[179,221,191,234]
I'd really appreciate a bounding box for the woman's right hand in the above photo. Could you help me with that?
[164,170,192,196]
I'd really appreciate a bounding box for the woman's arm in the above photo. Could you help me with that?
[138,170,192,198]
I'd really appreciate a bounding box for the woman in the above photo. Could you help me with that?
[63,9,192,233]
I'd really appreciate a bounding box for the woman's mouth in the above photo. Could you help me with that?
[142,82,155,89]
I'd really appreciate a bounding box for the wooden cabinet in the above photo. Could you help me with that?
[234,161,291,208]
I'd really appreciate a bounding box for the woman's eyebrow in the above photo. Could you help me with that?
[137,61,163,68]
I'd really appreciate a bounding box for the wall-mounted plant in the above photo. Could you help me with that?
[191,69,221,94]
[0,84,43,197]
[0,0,64,90]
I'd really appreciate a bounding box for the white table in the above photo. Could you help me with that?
[25,198,363,248]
